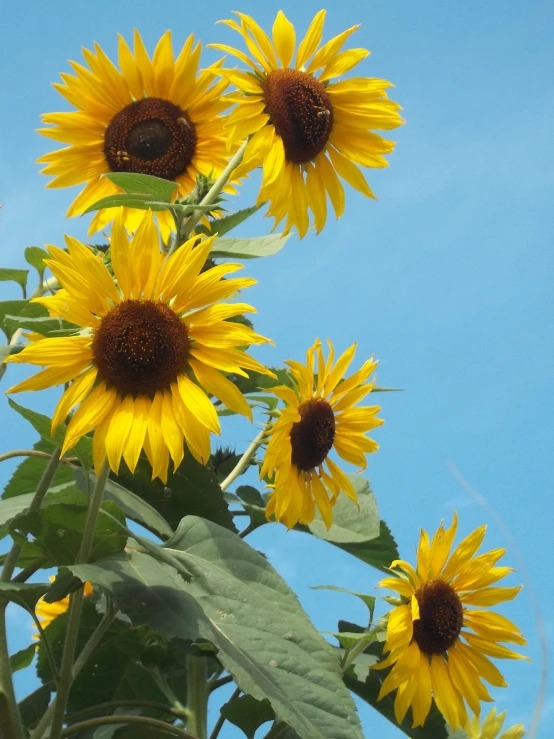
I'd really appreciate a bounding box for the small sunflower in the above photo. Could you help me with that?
[5,211,273,482]
[38,30,232,240]
[374,514,528,730]
[261,339,383,529]
[209,10,403,237]
[35,578,93,634]
[464,708,526,739]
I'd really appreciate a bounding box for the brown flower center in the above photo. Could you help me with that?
[92,300,190,396]
[103,98,197,180]
[262,69,333,164]
[290,398,335,471]
[412,580,464,655]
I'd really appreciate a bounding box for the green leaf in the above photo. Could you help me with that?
[104,172,177,201]
[231,367,295,396]
[0,268,28,297]
[7,399,93,470]
[336,520,399,573]
[235,485,265,507]
[2,312,75,337]
[220,694,274,739]
[18,684,52,729]
[0,343,23,361]
[84,194,177,213]
[11,501,127,565]
[10,643,36,672]
[71,519,365,739]
[0,581,49,611]
[210,234,289,260]
[311,585,376,622]
[25,246,49,277]
[0,483,84,538]
[307,476,379,544]
[0,299,41,340]
[43,566,86,603]
[75,469,174,541]
[263,723,301,739]
[114,454,236,533]
[2,441,74,499]
[197,204,262,237]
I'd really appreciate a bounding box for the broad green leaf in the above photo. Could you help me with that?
[3,312,75,337]
[115,454,236,533]
[0,581,49,611]
[11,501,127,565]
[235,485,265,507]
[75,469,174,541]
[164,517,364,739]
[8,399,93,470]
[311,585,376,621]
[210,234,289,260]
[0,482,82,537]
[0,299,42,340]
[198,204,262,237]
[104,172,177,201]
[324,630,381,651]
[220,694,274,739]
[231,367,295,396]
[10,643,36,673]
[24,246,49,278]
[0,268,28,297]
[2,440,74,499]
[17,684,52,729]
[84,194,177,213]
[336,520,399,572]
[263,723,301,739]
[308,476,379,544]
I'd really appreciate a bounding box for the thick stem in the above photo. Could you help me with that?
[186,655,208,739]
[59,715,198,738]
[168,140,248,256]
[71,600,115,678]
[219,426,268,492]
[0,609,26,739]
[46,461,111,739]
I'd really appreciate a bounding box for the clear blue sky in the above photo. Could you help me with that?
[1,1,553,737]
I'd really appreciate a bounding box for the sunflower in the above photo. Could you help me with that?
[374,514,529,730]
[35,577,93,634]
[4,211,273,482]
[260,338,383,529]
[208,10,403,237]
[38,30,232,240]
[464,708,526,739]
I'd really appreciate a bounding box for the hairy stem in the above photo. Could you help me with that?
[45,461,111,739]
[59,715,198,738]
[186,655,208,739]
[219,426,268,492]
[168,139,248,255]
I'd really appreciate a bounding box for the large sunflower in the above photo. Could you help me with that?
[209,10,403,237]
[261,339,383,529]
[5,211,273,482]
[374,514,528,730]
[38,30,232,240]
[464,708,526,739]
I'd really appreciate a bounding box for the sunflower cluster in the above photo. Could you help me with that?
[1,11,530,739]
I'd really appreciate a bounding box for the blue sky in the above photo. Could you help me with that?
[1,1,553,737]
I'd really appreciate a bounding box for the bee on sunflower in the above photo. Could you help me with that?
[209,10,404,237]
[374,514,528,730]
[37,30,233,240]
[4,212,274,482]
[261,338,383,529]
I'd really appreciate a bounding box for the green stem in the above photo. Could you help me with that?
[151,666,189,720]
[219,426,268,492]
[67,699,188,722]
[59,715,198,738]
[207,674,233,694]
[72,599,115,678]
[186,655,208,739]
[209,687,240,739]
[168,139,248,256]
[11,556,49,583]
[46,461,111,739]
[0,609,25,739]
[0,449,76,465]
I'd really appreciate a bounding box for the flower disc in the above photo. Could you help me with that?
[290,398,335,470]
[412,580,464,655]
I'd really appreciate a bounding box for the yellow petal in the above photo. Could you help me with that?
[105,394,135,474]
[62,383,118,456]
[51,368,97,433]
[189,359,252,421]
[176,374,220,434]
[272,11,296,68]
[122,395,150,473]
[161,392,184,468]
[296,10,326,69]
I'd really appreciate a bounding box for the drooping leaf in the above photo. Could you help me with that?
[220,694,274,739]
[235,485,265,507]
[307,476,380,544]
[10,643,36,673]
[17,684,52,729]
[24,246,49,278]
[74,469,174,541]
[10,501,127,565]
[0,268,28,297]
[7,399,93,470]
[197,204,262,238]
[0,482,83,539]
[115,455,236,533]
[210,234,289,260]
[311,585,376,622]
[0,581,49,611]
[104,172,177,201]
